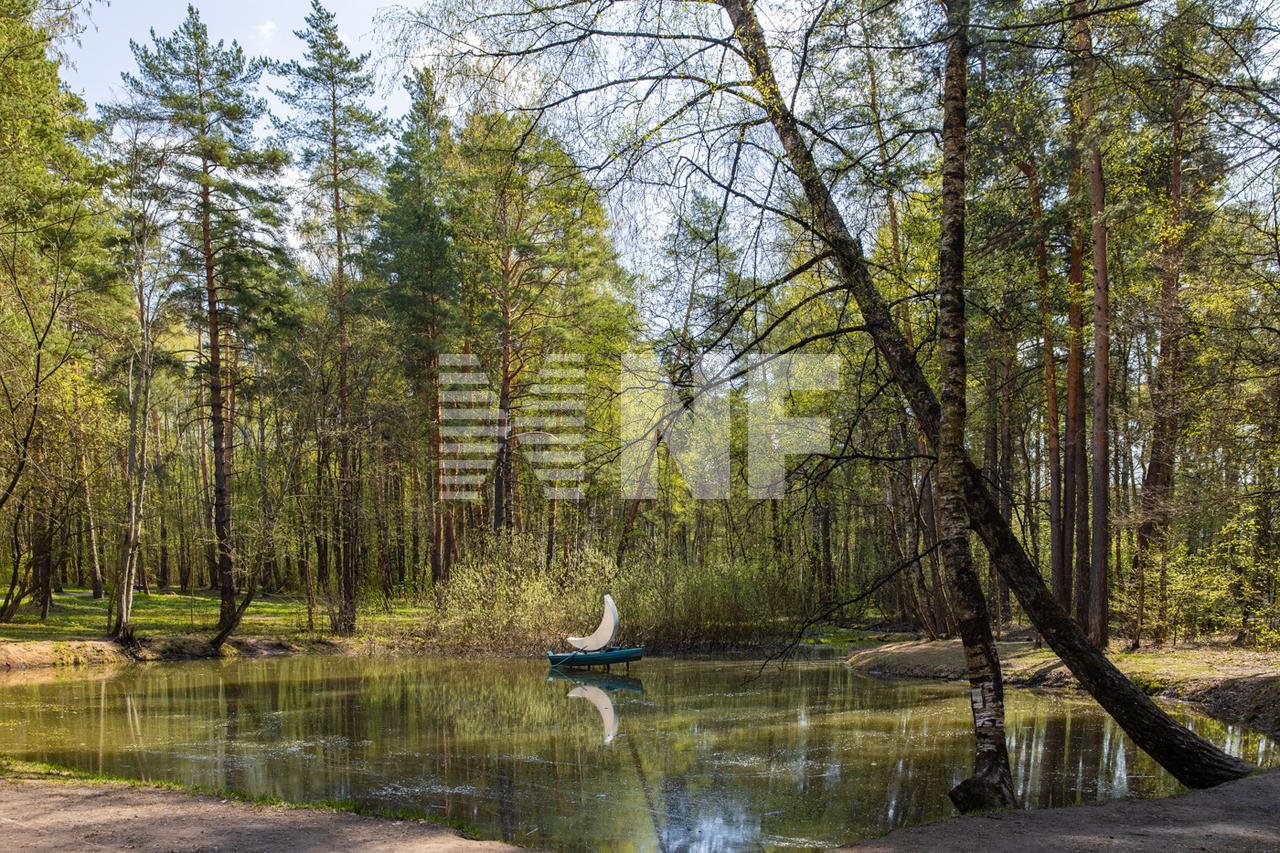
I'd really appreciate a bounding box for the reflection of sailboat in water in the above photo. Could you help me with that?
[552,670,667,850]
[550,669,643,746]
[547,668,644,693]
[568,684,619,744]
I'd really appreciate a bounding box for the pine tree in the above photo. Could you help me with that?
[375,68,459,588]
[449,113,613,534]
[277,0,386,634]
[122,4,289,640]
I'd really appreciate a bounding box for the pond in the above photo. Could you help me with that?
[0,656,1272,850]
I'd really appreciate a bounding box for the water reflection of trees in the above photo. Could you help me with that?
[0,658,1272,848]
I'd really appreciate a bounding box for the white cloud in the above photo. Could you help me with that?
[253,20,277,46]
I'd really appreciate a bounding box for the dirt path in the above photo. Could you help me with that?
[0,778,523,852]
[841,770,1280,852]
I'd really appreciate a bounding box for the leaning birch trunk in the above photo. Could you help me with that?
[719,0,1252,789]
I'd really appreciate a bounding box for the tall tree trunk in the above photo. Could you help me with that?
[934,0,1016,810]
[1067,127,1091,631]
[919,474,952,633]
[998,333,1014,623]
[546,495,558,573]
[114,233,159,639]
[1075,0,1111,648]
[333,102,358,635]
[201,165,236,634]
[493,319,513,534]
[194,329,215,591]
[720,0,1251,788]
[1131,99,1184,649]
[820,494,835,595]
[76,442,103,599]
[155,415,169,591]
[33,495,52,621]
[428,349,445,587]
[1019,157,1065,610]
[113,350,152,641]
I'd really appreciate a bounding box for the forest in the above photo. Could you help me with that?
[4,0,1280,643]
[2,0,1280,839]
[5,0,1276,651]
[2,0,1280,745]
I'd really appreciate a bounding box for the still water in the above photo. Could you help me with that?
[0,656,1272,850]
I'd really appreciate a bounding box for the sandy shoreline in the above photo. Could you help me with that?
[841,769,1280,852]
[0,776,522,852]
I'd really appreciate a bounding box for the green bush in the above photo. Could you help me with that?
[428,532,811,653]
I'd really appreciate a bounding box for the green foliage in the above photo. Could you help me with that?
[4,0,1280,655]
[427,533,815,652]
[1160,508,1280,647]
[122,3,293,336]
[374,67,458,373]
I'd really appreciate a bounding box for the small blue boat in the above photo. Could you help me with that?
[546,645,645,668]
[549,594,644,669]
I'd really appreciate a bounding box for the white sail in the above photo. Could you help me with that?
[568,684,618,744]
[566,594,618,651]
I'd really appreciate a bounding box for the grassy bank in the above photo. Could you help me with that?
[849,638,1280,736]
[0,572,854,668]
[0,588,410,668]
[1,534,899,668]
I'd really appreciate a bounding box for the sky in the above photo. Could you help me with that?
[59,0,658,291]
[63,0,412,118]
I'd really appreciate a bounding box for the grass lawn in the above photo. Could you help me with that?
[0,588,435,644]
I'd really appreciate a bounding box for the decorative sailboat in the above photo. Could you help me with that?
[546,593,645,668]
